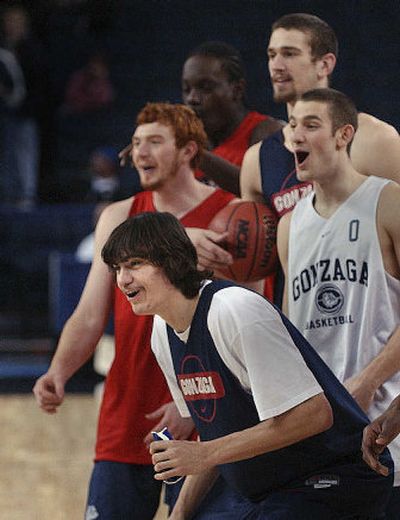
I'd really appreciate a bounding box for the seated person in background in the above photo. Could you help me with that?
[76,146,124,262]
[0,46,25,110]
[84,146,122,203]
[63,51,115,114]
[102,211,394,520]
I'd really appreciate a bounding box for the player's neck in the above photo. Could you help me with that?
[312,166,367,218]
[159,293,200,333]
[282,100,300,152]
[153,170,215,219]
[286,100,296,119]
[282,124,294,152]
[208,106,248,147]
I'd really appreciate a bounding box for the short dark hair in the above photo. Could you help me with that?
[299,88,358,151]
[272,13,338,60]
[186,40,246,83]
[102,212,212,299]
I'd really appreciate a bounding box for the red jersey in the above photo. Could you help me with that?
[95,188,235,463]
[213,111,268,165]
[195,111,267,180]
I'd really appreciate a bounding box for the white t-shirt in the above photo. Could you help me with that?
[151,285,322,421]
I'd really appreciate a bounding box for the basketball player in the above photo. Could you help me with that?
[120,41,282,195]
[240,13,400,213]
[182,41,281,193]
[363,394,400,476]
[101,211,393,520]
[33,103,237,519]
[277,88,400,518]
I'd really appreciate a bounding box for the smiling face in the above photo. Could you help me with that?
[115,258,175,316]
[131,122,182,191]
[182,54,240,138]
[268,28,327,106]
[289,100,340,182]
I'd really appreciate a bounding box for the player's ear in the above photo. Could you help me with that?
[336,124,355,149]
[181,140,198,163]
[232,78,246,102]
[317,53,336,80]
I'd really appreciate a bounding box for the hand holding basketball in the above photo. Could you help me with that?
[208,201,278,282]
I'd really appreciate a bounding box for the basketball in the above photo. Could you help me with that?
[208,201,278,282]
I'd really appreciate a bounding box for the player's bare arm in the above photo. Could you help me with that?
[199,151,241,194]
[351,113,400,184]
[344,183,400,411]
[277,211,292,315]
[249,117,283,146]
[378,182,400,279]
[184,118,283,195]
[33,198,133,413]
[150,392,332,480]
[240,141,265,202]
[169,469,219,520]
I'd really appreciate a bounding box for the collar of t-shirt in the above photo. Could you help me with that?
[174,280,212,343]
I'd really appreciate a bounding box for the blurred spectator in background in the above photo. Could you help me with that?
[63,51,115,114]
[84,145,121,203]
[0,44,25,201]
[0,4,48,208]
[0,45,25,109]
[75,145,121,261]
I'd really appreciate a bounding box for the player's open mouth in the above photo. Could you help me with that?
[127,289,140,299]
[295,151,309,166]
[273,76,291,85]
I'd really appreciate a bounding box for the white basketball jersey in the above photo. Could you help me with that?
[288,175,400,484]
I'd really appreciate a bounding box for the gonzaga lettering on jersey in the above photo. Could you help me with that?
[288,175,400,484]
[272,183,313,216]
[178,371,225,400]
[259,129,313,217]
[292,258,368,301]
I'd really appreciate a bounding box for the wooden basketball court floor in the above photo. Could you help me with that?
[0,394,168,519]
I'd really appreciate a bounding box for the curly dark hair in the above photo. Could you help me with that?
[187,40,246,83]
